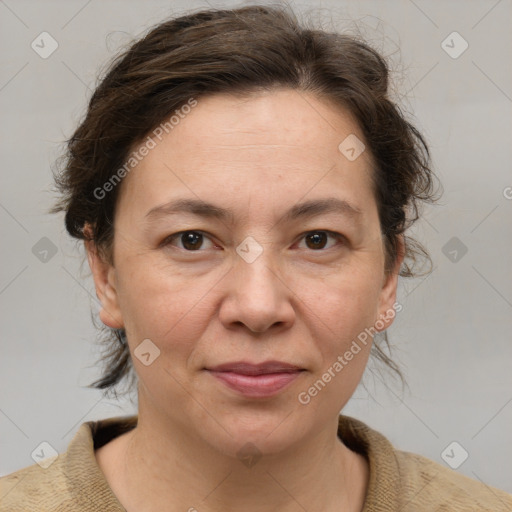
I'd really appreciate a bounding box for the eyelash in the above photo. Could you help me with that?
[160,230,347,252]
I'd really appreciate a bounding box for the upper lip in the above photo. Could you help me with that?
[206,361,303,376]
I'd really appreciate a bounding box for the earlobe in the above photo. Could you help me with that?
[84,236,124,330]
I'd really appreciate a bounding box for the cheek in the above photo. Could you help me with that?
[301,265,383,343]
[294,291,377,414]
[115,241,384,370]
[115,259,214,357]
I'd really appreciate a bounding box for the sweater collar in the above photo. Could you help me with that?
[337,414,401,511]
[63,414,400,511]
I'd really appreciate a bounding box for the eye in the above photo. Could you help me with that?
[161,230,346,252]
[296,230,346,251]
[161,231,216,251]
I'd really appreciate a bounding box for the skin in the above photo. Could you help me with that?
[88,88,404,512]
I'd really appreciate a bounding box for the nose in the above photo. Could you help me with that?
[218,253,295,334]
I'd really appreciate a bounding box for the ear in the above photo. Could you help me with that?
[375,234,405,332]
[84,227,124,330]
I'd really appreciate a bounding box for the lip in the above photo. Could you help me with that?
[207,360,302,375]
[205,360,304,398]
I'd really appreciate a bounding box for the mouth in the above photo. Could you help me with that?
[204,361,305,398]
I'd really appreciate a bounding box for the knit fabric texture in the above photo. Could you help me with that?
[1,414,511,511]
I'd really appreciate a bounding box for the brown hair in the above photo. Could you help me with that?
[51,4,440,397]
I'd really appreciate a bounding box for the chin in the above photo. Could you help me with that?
[198,405,311,457]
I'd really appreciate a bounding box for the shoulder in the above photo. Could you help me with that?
[338,415,512,512]
[0,455,75,511]
[393,449,512,511]
[0,415,136,511]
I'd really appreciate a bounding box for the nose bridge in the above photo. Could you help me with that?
[235,237,282,307]
[219,239,294,333]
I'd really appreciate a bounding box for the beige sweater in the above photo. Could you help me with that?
[1,414,511,511]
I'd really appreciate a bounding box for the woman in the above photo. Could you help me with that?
[1,4,510,511]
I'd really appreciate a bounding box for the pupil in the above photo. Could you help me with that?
[179,232,328,251]
[183,232,201,250]
[307,232,327,249]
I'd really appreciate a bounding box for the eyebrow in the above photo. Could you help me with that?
[144,197,363,225]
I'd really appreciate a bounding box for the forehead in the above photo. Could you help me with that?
[118,89,376,221]
[166,89,366,155]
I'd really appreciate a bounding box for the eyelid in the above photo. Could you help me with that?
[160,230,218,250]
[161,229,347,252]
[294,230,347,249]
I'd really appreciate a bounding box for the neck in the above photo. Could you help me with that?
[104,404,368,512]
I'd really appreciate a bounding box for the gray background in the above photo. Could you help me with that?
[1,0,511,494]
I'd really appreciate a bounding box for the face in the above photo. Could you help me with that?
[87,89,403,457]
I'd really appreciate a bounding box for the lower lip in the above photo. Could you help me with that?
[207,370,302,398]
